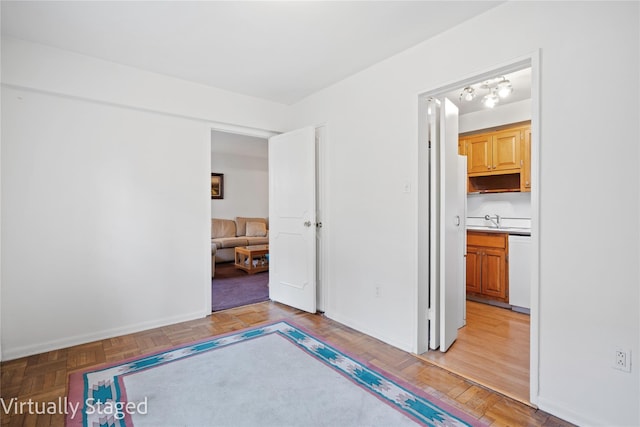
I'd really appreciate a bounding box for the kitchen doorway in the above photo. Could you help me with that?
[416,54,540,406]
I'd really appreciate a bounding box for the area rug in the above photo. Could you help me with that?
[67,322,481,427]
[211,262,269,311]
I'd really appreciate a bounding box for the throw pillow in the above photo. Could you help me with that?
[246,221,267,237]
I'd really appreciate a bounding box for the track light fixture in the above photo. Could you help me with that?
[459,76,513,109]
[459,87,476,102]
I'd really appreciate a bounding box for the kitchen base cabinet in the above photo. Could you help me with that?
[466,231,509,303]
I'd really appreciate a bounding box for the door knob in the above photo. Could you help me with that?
[304,221,312,227]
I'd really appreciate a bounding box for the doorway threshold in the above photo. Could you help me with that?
[415,351,534,408]
[416,301,533,407]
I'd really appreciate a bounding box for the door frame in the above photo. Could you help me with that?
[208,123,329,314]
[415,51,541,405]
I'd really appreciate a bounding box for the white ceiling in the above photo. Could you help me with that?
[1,1,503,105]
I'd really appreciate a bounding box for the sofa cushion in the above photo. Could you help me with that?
[236,217,267,236]
[246,236,269,246]
[212,218,236,239]
[246,221,267,237]
[212,237,249,248]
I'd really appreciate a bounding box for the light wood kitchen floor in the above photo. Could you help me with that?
[417,300,531,405]
[1,301,569,426]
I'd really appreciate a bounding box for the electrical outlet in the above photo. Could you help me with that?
[375,286,382,298]
[614,349,631,372]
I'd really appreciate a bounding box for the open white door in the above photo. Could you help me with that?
[439,98,464,352]
[428,99,441,350]
[268,127,317,313]
[428,98,465,352]
[458,155,467,328]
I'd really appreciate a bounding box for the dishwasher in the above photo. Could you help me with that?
[508,235,531,313]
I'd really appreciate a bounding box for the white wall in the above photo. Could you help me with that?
[459,98,531,133]
[285,2,639,426]
[210,131,268,220]
[0,38,286,359]
[466,192,531,224]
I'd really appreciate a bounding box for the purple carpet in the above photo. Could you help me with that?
[212,262,269,311]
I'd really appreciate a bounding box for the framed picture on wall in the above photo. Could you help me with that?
[211,173,224,199]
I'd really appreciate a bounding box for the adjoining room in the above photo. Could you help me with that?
[210,131,270,311]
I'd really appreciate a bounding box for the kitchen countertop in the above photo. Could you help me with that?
[466,226,531,236]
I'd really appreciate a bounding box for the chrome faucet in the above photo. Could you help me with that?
[484,214,501,228]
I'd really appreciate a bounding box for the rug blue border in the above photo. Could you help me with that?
[70,321,480,427]
[275,322,478,427]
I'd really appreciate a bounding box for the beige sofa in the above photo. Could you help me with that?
[211,217,269,275]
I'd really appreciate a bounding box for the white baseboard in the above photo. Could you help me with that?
[324,310,412,353]
[536,396,604,427]
[2,310,209,361]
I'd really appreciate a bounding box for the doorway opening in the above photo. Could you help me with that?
[210,129,271,312]
[208,125,328,314]
[416,55,539,406]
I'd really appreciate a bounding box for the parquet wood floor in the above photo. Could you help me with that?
[417,301,531,405]
[0,301,573,426]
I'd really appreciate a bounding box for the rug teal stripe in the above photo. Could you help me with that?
[74,321,478,427]
[278,324,474,427]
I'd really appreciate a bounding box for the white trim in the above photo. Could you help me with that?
[315,125,330,312]
[536,396,602,427]
[2,310,209,361]
[414,51,540,405]
[209,124,278,140]
[415,95,430,354]
[205,129,213,315]
[528,49,541,406]
[415,54,533,100]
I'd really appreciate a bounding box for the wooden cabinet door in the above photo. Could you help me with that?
[481,248,507,300]
[466,247,482,294]
[521,128,531,191]
[492,129,521,172]
[458,138,467,155]
[466,134,492,174]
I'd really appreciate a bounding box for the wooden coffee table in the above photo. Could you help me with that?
[234,245,269,274]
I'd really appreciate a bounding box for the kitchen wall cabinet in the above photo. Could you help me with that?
[466,133,494,174]
[466,129,521,174]
[466,231,509,303]
[460,122,531,193]
[458,137,467,155]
